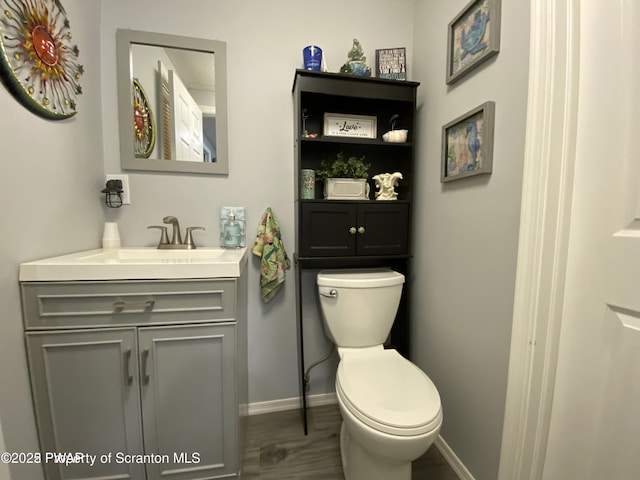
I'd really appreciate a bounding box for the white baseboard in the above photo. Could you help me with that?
[248,393,337,416]
[435,435,475,480]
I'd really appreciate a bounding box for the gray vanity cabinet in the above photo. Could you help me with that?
[26,327,145,480]
[22,276,247,480]
[139,323,237,480]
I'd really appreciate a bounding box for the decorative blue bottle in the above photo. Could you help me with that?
[222,213,241,249]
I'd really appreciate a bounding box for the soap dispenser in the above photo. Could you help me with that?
[222,213,241,249]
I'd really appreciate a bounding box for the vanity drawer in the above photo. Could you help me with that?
[21,279,236,330]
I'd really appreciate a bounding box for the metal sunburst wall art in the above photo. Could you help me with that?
[132,78,155,158]
[0,0,83,120]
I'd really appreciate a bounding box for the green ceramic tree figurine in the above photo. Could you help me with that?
[340,38,371,77]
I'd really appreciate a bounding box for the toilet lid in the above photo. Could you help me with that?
[337,349,442,436]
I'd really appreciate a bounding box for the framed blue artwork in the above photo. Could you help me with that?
[446,0,501,85]
[441,101,495,182]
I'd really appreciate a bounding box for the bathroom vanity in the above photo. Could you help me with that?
[19,248,248,480]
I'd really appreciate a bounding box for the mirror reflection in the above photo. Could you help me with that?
[131,45,216,162]
[117,30,228,175]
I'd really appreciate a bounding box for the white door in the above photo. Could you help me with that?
[169,70,203,162]
[542,1,640,478]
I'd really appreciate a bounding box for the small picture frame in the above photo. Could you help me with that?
[441,101,495,183]
[446,0,501,85]
[375,48,407,80]
[323,113,377,139]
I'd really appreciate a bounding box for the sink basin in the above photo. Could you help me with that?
[19,247,248,281]
[77,248,227,262]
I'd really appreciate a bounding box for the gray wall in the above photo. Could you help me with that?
[0,1,530,479]
[0,3,416,479]
[0,3,104,478]
[411,2,530,480]
[99,0,417,404]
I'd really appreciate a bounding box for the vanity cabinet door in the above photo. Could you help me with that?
[139,323,237,480]
[26,328,145,480]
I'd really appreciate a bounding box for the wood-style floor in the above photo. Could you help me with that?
[242,403,460,479]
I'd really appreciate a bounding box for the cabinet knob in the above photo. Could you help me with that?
[349,227,357,235]
[358,226,365,234]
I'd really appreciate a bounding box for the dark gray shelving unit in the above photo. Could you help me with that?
[292,69,420,433]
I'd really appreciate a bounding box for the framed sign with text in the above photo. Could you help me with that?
[375,48,407,81]
[323,113,377,139]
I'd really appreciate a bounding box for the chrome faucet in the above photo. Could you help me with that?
[147,216,205,249]
[163,216,182,245]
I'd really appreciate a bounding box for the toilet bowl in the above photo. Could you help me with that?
[337,347,442,480]
[317,269,443,480]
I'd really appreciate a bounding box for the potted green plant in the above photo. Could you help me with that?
[316,152,371,200]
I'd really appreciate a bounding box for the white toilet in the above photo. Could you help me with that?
[317,269,442,480]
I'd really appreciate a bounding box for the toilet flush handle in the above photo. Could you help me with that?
[319,288,338,298]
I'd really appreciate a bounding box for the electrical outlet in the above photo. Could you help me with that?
[105,174,131,205]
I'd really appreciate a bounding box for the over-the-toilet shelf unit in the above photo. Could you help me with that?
[292,69,420,434]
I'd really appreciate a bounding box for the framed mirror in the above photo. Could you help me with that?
[116,29,228,175]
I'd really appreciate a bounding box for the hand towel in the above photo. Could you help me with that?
[252,208,291,302]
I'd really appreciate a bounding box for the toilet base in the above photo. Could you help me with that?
[341,422,411,480]
[337,394,441,480]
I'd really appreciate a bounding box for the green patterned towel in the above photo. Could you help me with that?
[252,208,291,302]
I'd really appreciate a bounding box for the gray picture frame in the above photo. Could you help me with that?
[446,0,501,85]
[441,101,495,183]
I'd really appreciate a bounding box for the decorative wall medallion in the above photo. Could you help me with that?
[132,78,155,158]
[0,0,83,120]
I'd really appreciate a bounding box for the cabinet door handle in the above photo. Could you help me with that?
[113,300,155,313]
[349,227,357,235]
[141,349,150,385]
[123,349,133,386]
[358,226,365,234]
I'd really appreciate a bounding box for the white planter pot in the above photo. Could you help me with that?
[323,178,370,200]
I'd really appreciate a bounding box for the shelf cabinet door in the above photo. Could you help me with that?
[26,328,144,480]
[139,323,237,480]
[300,202,357,257]
[300,201,409,258]
[356,202,409,256]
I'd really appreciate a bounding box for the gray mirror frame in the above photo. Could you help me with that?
[116,29,229,175]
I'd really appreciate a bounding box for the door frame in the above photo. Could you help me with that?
[498,0,580,478]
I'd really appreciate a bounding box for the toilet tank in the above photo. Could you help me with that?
[317,269,405,348]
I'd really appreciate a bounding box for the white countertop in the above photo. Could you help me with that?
[19,247,249,281]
